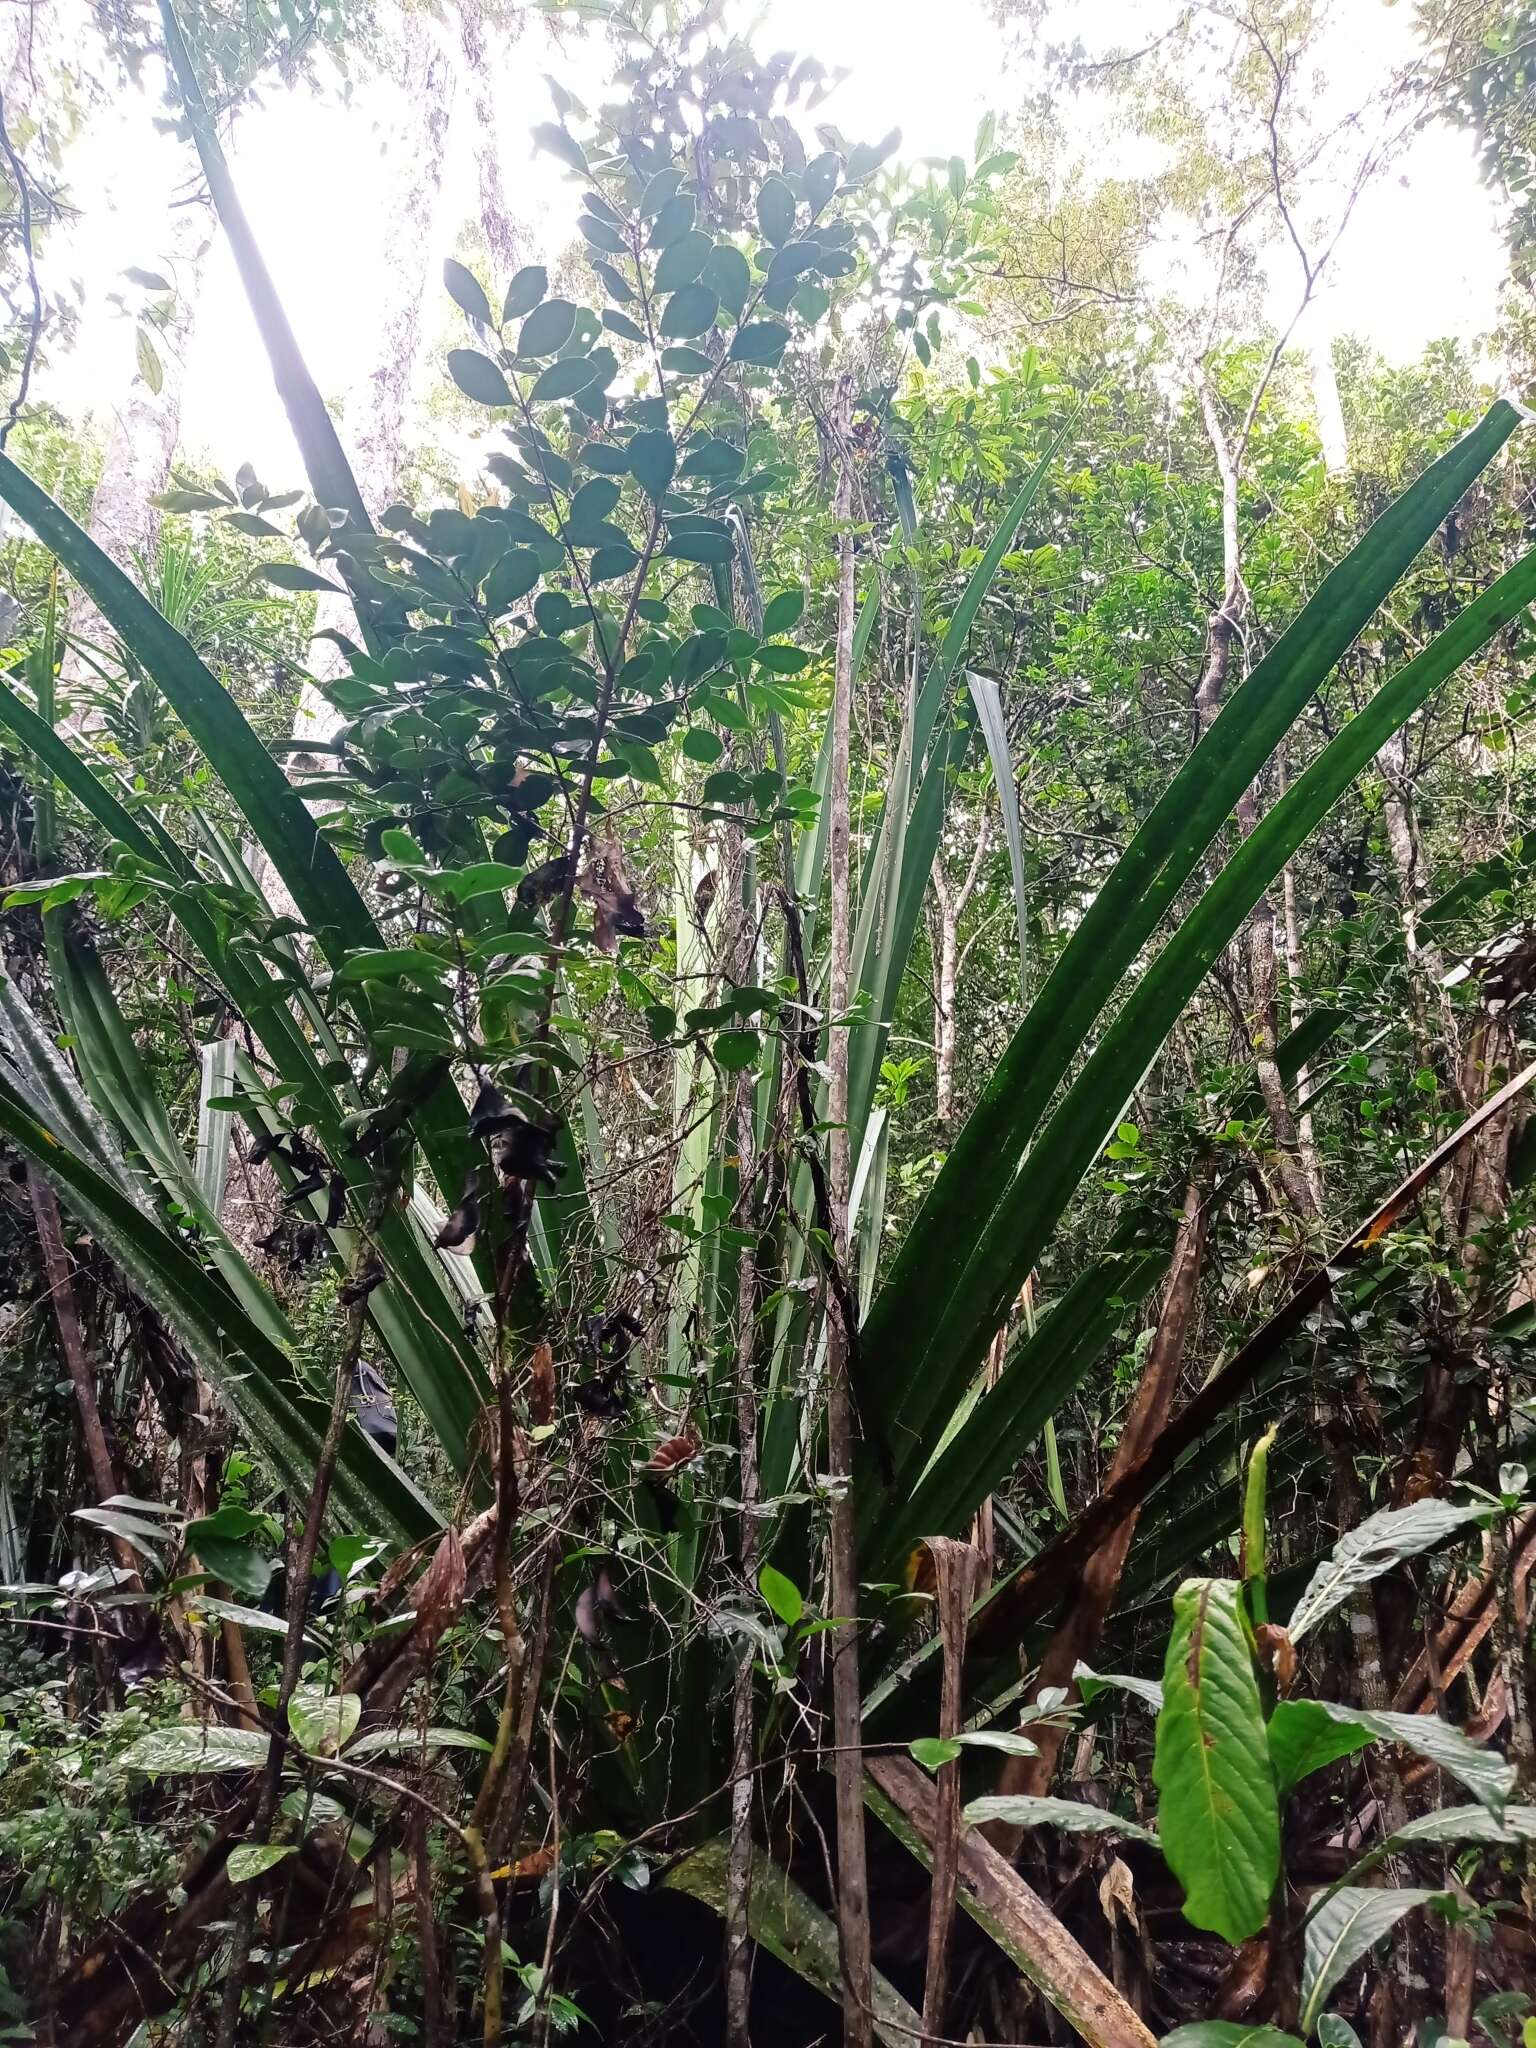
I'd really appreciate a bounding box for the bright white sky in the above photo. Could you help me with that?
[34,0,1511,491]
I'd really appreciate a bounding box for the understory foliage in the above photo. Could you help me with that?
[4,3,1536,2045]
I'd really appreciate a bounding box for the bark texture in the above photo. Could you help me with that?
[61,192,211,713]
[294,8,455,746]
[823,375,872,2048]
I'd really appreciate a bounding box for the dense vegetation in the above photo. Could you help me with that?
[4,2,1536,2043]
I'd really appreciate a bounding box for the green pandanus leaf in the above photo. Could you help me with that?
[859,411,1534,1498]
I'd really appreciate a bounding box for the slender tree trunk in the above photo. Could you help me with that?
[295,9,454,748]
[1396,1011,1518,1505]
[455,1,524,277]
[61,192,211,718]
[930,811,989,1130]
[1275,746,1324,1207]
[1308,327,1349,474]
[725,827,761,2048]
[931,868,959,1130]
[920,1538,983,2041]
[824,376,872,2048]
[28,1172,142,1583]
[1280,844,1323,1205]
[1194,363,1394,1728]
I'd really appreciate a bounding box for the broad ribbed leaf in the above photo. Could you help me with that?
[1300,1889,1443,2033]
[121,1725,272,1774]
[288,1685,361,1756]
[1074,1663,1164,1713]
[1153,1578,1279,1943]
[1331,1802,1536,1895]
[1386,1800,1536,1848]
[346,1727,493,1759]
[864,461,1536,1491]
[1267,1698,1373,1796]
[1301,1698,1514,1817]
[961,1795,1156,1843]
[1316,2019,1363,2048]
[1288,1497,1488,1641]
[227,1843,295,1883]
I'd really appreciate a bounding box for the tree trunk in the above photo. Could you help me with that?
[931,870,959,1130]
[293,8,454,749]
[930,810,989,1130]
[455,1,524,278]
[823,374,873,2048]
[725,821,761,2048]
[61,193,211,717]
[28,1171,141,1584]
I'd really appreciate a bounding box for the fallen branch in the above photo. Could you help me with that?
[865,1752,1157,2048]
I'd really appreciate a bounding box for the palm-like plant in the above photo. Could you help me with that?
[4,10,1536,2042]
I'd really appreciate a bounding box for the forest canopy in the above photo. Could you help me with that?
[2,2,1536,2044]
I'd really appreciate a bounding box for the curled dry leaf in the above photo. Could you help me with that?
[412,1526,466,1658]
[579,838,646,953]
[434,1173,479,1252]
[528,1339,556,1426]
[1099,1855,1139,1933]
[639,1430,701,1477]
[1255,1623,1298,1695]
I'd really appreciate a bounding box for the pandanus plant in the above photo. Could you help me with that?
[4,10,1536,2042]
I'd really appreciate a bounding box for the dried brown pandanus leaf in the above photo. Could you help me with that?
[528,1339,556,1426]
[412,1526,466,1659]
[639,1429,701,1477]
[579,837,646,954]
[434,1173,479,1252]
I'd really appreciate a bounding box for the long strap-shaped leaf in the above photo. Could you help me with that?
[0,472,495,1304]
[845,437,1063,1143]
[896,539,1536,1485]
[970,1048,1536,1651]
[45,917,290,1345]
[0,1011,437,1546]
[0,679,492,1470]
[865,1244,1169,1569]
[862,403,1530,1483]
[758,449,1061,1499]
[0,453,376,964]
